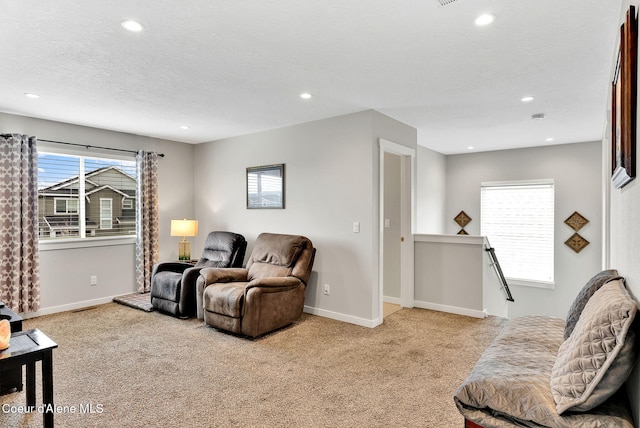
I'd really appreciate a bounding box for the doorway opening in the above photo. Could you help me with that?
[378,139,415,323]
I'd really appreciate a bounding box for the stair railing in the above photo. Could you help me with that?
[484,239,514,302]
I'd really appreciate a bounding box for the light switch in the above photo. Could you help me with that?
[384,218,391,228]
[353,221,360,233]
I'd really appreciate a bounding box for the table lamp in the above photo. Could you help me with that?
[170,219,199,261]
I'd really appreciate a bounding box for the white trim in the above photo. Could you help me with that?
[39,145,135,162]
[602,123,611,269]
[413,233,485,245]
[79,157,86,238]
[383,296,401,305]
[481,178,554,188]
[378,139,416,324]
[414,300,487,319]
[303,306,381,328]
[19,294,128,319]
[508,278,555,289]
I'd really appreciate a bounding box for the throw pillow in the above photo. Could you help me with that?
[551,278,637,414]
[564,269,620,339]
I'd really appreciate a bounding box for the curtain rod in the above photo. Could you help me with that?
[38,139,165,157]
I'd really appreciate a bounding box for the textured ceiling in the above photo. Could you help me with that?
[0,1,624,154]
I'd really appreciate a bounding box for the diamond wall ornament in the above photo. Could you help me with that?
[565,233,590,253]
[454,211,471,235]
[454,211,471,228]
[564,211,589,231]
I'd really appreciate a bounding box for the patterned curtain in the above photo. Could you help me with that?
[135,151,159,292]
[0,134,40,313]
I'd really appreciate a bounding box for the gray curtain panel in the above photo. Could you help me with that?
[135,151,159,293]
[0,134,40,313]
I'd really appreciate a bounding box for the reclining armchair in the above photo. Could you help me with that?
[151,231,247,318]
[196,233,316,337]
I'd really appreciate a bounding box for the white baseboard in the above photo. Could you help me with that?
[383,296,401,305]
[22,297,485,325]
[304,305,381,328]
[20,295,124,319]
[413,300,486,319]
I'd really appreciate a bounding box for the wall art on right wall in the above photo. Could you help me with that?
[611,5,637,189]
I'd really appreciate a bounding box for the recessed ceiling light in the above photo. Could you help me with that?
[121,20,144,32]
[300,93,312,100]
[467,146,474,150]
[24,93,40,99]
[521,96,535,102]
[545,137,554,142]
[475,13,495,26]
[180,125,190,130]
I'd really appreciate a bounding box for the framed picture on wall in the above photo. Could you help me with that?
[612,5,637,189]
[246,164,285,209]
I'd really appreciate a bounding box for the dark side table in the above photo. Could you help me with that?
[0,329,58,428]
[0,303,23,394]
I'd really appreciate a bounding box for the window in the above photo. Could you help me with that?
[480,180,554,286]
[54,198,78,214]
[38,151,137,240]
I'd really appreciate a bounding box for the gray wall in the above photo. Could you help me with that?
[192,110,416,326]
[0,112,194,314]
[609,1,640,422]
[445,141,603,318]
[416,145,446,234]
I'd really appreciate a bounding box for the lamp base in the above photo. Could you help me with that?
[178,241,191,261]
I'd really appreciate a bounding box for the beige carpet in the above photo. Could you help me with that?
[0,303,505,428]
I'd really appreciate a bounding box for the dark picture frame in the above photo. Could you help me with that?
[246,164,285,209]
[612,5,638,189]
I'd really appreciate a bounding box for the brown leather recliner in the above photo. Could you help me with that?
[196,233,316,337]
[151,231,247,318]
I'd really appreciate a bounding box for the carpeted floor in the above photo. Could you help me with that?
[0,303,505,427]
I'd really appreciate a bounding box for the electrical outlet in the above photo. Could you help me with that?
[323,284,330,295]
[90,275,98,286]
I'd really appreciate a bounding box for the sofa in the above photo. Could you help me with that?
[196,232,316,338]
[454,270,638,427]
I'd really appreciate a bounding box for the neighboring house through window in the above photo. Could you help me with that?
[100,198,113,230]
[480,179,555,288]
[38,151,137,240]
[54,198,78,214]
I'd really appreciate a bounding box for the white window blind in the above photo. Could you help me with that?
[480,180,554,285]
[38,151,137,240]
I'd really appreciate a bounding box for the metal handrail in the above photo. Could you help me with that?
[484,242,514,302]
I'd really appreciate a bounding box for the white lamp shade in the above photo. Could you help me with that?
[170,219,198,237]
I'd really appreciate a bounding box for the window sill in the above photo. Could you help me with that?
[39,236,136,251]
[508,278,555,289]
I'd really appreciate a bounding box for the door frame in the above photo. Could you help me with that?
[378,139,416,323]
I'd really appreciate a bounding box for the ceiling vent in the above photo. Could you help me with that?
[435,0,458,6]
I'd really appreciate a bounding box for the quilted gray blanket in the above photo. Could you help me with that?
[454,316,634,427]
